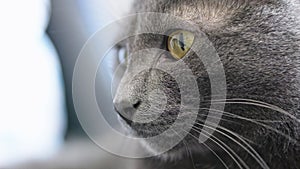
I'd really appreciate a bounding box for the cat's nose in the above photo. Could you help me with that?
[114,100,142,125]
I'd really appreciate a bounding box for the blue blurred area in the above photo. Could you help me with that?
[0,0,65,166]
[47,0,132,139]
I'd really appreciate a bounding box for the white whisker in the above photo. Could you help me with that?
[171,129,197,169]
[207,100,300,123]
[191,120,269,169]
[185,127,247,169]
[180,129,231,169]
[197,113,242,125]
[199,108,298,143]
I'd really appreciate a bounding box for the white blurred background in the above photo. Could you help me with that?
[0,0,65,166]
[0,0,132,167]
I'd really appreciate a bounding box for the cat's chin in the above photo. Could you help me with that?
[157,148,188,161]
[138,139,188,161]
[139,136,222,162]
[118,116,206,160]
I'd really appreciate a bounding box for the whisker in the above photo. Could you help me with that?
[171,129,197,169]
[199,107,285,123]
[179,129,231,169]
[190,121,269,169]
[183,140,197,169]
[207,100,300,123]
[197,113,242,125]
[181,104,286,123]
[184,128,247,169]
[209,98,280,108]
[199,107,298,143]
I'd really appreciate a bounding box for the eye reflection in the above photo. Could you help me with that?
[167,30,195,60]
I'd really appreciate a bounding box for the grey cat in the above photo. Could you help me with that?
[113,0,300,169]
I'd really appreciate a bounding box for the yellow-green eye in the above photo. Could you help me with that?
[167,30,195,60]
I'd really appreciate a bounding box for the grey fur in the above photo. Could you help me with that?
[114,0,300,168]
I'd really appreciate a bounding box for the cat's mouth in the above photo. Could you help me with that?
[117,110,225,158]
[116,104,216,150]
[116,107,180,137]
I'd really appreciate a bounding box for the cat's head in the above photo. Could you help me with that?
[113,0,300,166]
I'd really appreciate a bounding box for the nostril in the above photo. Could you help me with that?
[114,100,142,125]
[133,100,142,109]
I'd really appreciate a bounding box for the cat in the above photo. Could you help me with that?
[113,0,300,168]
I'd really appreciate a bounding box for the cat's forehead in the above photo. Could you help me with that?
[132,0,280,30]
[134,1,241,30]
[133,0,277,11]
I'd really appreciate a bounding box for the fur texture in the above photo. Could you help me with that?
[114,0,300,168]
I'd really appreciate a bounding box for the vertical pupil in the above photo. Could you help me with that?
[179,33,185,51]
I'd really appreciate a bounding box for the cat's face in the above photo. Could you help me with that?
[114,0,300,167]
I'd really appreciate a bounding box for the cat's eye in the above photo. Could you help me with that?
[167,30,195,60]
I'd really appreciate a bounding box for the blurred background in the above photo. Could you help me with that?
[0,0,133,167]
